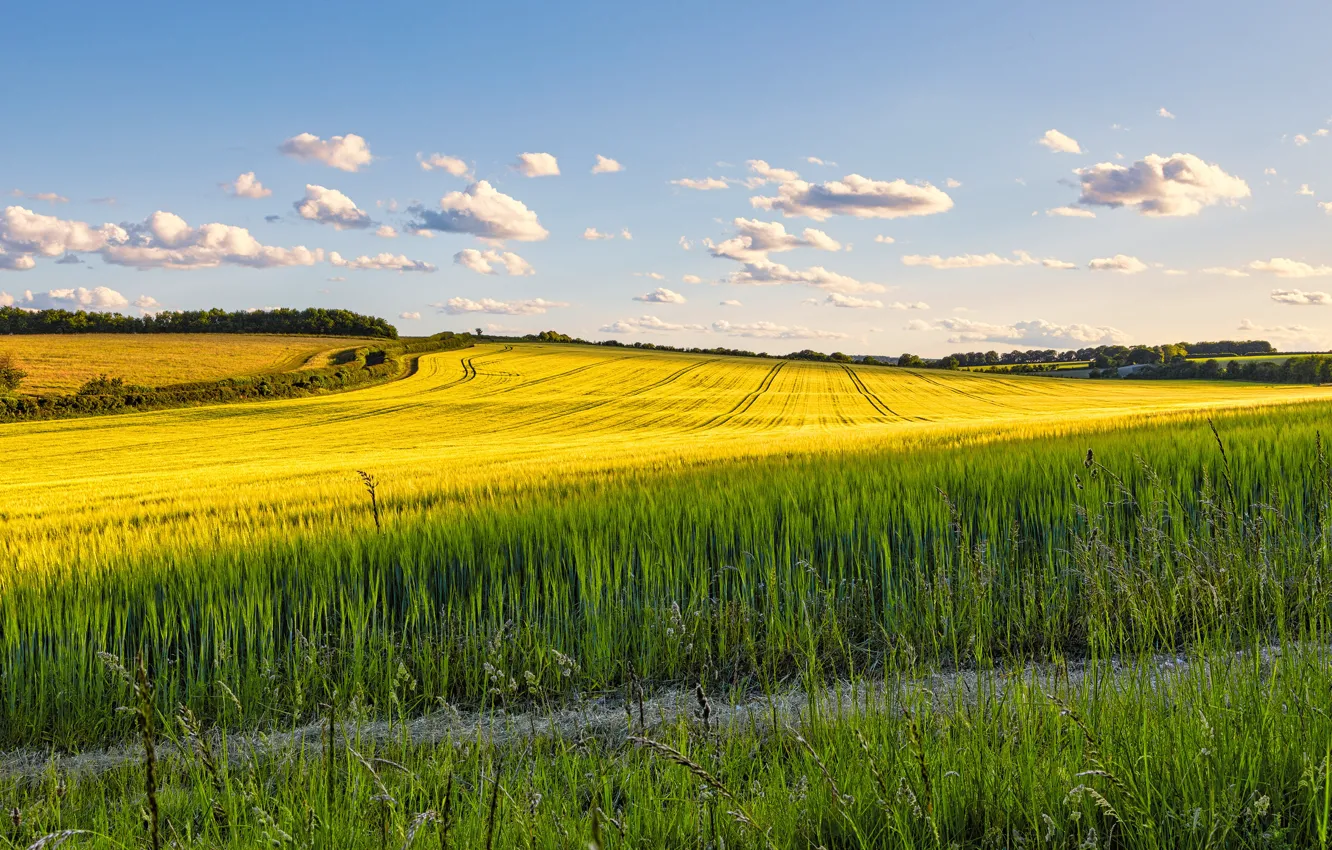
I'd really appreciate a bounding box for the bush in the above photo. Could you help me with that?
[0,352,26,392]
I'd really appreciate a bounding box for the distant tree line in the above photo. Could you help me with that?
[925,340,1277,370]
[522,331,865,363]
[1124,354,1332,384]
[0,307,398,339]
[0,332,473,422]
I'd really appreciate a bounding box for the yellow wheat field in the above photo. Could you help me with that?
[2,342,1328,576]
[0,333,368,394]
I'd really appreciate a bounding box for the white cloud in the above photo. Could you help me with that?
[418,153,470,177]
[720,299,742,306]
[908,316,1128,347]
[1271,288,1332,305]
[818,293,882,309]
[620,228,632,240]
[1238,318,1325,348]
[1322,202,1332,214]
[1038,129,1082,154]
[746,159,801,185]
[727,259,884,294]
[411,181,549,242]
[441,297,568,315]
[678,236,693,250]
[105,211,322,270]
[1248,258,1332,278]
[806,156,829,166]
[873,234,895,244]
[1088,254,1148,274]
[13,286,131,310]
[582,227,615,241]
[294,185,372,230]
[513,152,560,177]
[1046,205,1095,218]
[376,225,398,238]
[635,287,687,304]
[1295,134,1310,147]
[25,192,68,204]
[601,315,706,333]
[133,295,161,315]
[1319,129,1331,138]
[399,311,422,320]
[279,132,373,172]
[635,271,665,280]
[1299,184,1315,196]
[1075,153,1249,217]
[670,177,729,191]
[1,205,125,260]
[945,178,962,188]
[329,252,435,272]
[0,248,37,271]
[1265,167,1278,176]
[226,172,271,199]
[706,218,842,263]
[591,155,623,174]
[453,248,535,276]
[751,173,954,221]
[712,319,847,340]
[1200,267,1249,278]
[682,274,703,284]
[902,251,1039,270]
[1158,107,1175,119]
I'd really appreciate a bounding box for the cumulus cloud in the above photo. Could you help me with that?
[712,320,847,340]
[226,172,271,199]
[726,259,884,294]
[1238,318,1324,347]
[26,192,69,204]
[1271,288,1332,305]
[720,299,742,306]
[1298,184,1315,196]
[945,178,962,188]
[329,252,435,272]
[706,218,842,263]
[399,311,422,320]
[746,159,801,186]
[1322,202,1332,214]
[133,295,162,315]
[441,297,568,315]
[0,248,37,271]
[636,272,665,280]
[279,132,373,172]
[1046,205,1095,218]
[1038,129,1082,154]
[1295,134,1310,147]
[751,173,953,221]
[1248,258,1332,278]
[817,293,882,309]
[294,185,372,230]
[1087,254,1148,274]
[410,181,549,242]
[671,177,729,190]
[376,225,398,239]
[453,248,535,276]
[634,287,687,304]
[9,286,131,310]
[1158,107,1175,119]
[513,152,560,177]
[582,227,615,241]
[591,155,623,174]
[908,316,1128,347]
[873,235,895,244]
[1074,153,1249,216]
[682,274,703,284]
[601,315,706,333]
[1200,267,1249,278]
[678,236,693,250]
[620,228,632,240]
[1,205,125,260]
[902,251,1035,270]
[418,153,470,177]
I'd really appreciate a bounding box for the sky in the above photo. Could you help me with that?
[2,0,1331,356]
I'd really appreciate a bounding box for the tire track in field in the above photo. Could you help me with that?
[424,345,514,393]
[839,364,905,421]
[693,361,786,430]
[489,354,636,395]
[902,368,1008,408]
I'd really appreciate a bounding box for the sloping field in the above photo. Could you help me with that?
[0,332,368,394]
[2,341,1327,576]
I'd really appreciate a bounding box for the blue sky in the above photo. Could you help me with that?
[2,0,1331,355]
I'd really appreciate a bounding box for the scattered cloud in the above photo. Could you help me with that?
[294,184,372,230]
[712,319,847,340]
[376,225,398,238]
[682,274,703,284]
[1088,254,1148,274]
[945,178,962,188]
[1038,129,1082,154]
[2,286,130,310]
[814,293,882,309]
[1200,267,1249,278]
[453,248,535,276]
[746,159,801,186]
[907,316,1129,347]
[1074,153,1249,216]
[1265,167,1278,176]
[873,235,895,244]
[1271,288,1332,306]
[620,228,632,240]
[601,315,705,333]
[1298,184,1315,196]
[806,156,833,166]
[399,311,422,320]
[133,295,161,315]
[751,173,953,221]
[670,177,729,191]
[1295,134,1310,147]
[634,287,687,304]
[1248,258,1332,278]
[706,218,842,263]
[409,181,549,242]
[418,153,470,177]
[441,297,568,315]
[279,132,373,172]
[726,259,883,294]
[1046,205,1095,218]
[902,251,1034,270]
[678,236,693,250]
[513,152,560,177]
[22,191,69,204]
[225,172,271,199]
[1322,202,1332,214]
[720,299,742,306]
[591,155,623,174]
[582,227,615,241]
[329,252,435,272]
[1158,107,1175,119]
[635,272,665,280]
[1238,318,1325,347]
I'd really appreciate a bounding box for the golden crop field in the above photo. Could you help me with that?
[1,341,1326,577]
[0,333,368,394]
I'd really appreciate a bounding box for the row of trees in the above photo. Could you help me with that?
[1125,354,1332,384]
[0,307,398,338]
[930,340,1278,370]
